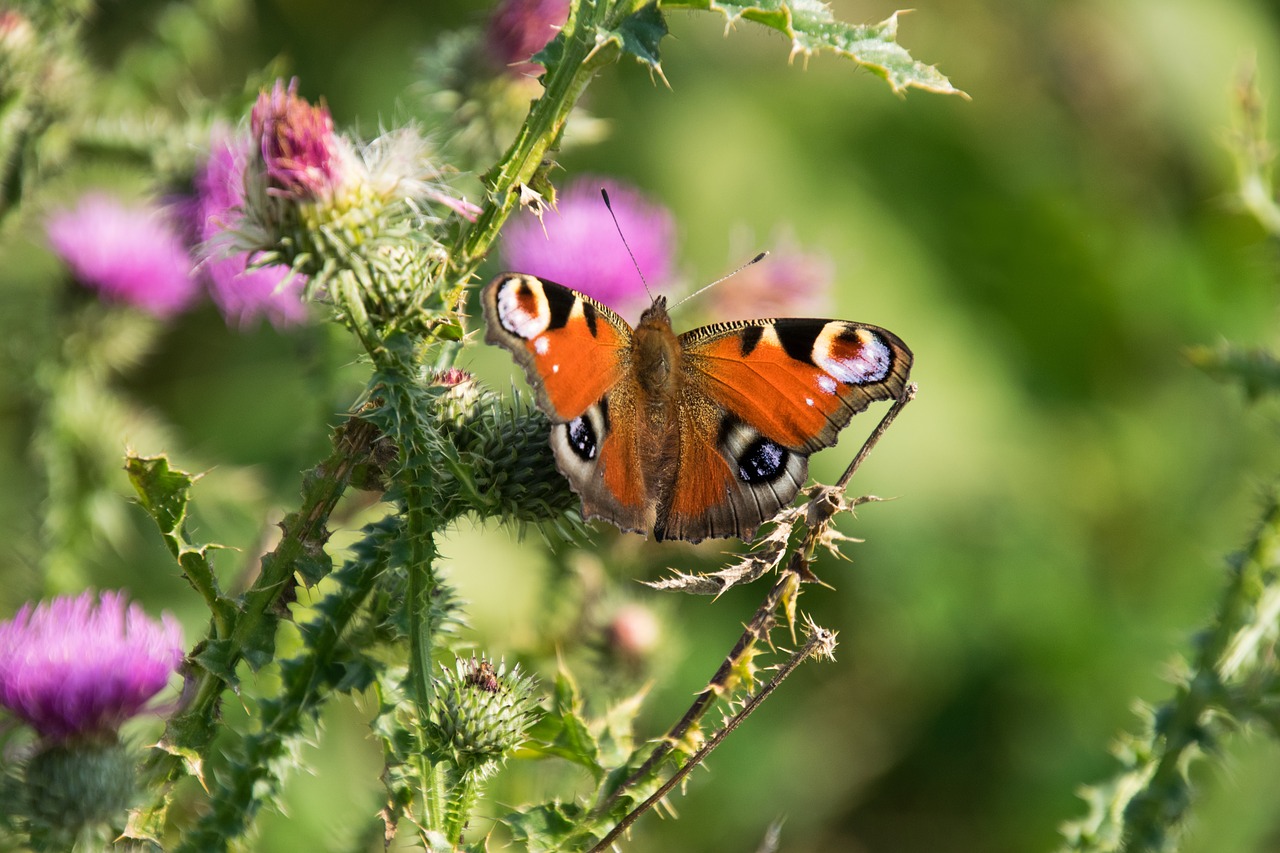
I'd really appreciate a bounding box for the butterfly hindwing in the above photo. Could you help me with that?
[548,389,654,535]
[653,395,811,542]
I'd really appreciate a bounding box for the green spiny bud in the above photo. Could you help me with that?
[434,387,579,526]
[425,656,541,768]
[23,735,135,844]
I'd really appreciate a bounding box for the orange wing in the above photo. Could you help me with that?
[484,273,656,534]
[649,318,912,542]
[680,318,912,453]
[482,274,631,422]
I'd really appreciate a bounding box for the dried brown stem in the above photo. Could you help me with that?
[597,384,916,815]
[589,626,839,852]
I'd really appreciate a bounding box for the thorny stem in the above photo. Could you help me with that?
[140,415,382,787]
[589,626,839,852]
[448,0,623,281]
[1118,496,1280,849]
[598,571,793,814]
[598,386,916,814]
[836,383,917,491]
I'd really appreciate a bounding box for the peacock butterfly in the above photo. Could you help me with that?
[482,272,912,543]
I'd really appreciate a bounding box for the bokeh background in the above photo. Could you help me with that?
[6,0,1280,851]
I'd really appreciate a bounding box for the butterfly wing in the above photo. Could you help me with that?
[482,273,653,533]
[483,273,631,421]
[653,318,913,542]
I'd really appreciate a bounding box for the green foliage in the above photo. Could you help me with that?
[666,1,963,96]
[174,516,400,852]
[1060,490,1280,851]
[126,454,235,631]
[1187,343,1280,401]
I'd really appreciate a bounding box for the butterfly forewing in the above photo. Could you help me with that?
[680,318,912,453]
[482,274,631,422]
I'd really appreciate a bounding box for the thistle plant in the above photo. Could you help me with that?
[0,0,964,850]
[1055,64,1280,853]
[0,591,183,849]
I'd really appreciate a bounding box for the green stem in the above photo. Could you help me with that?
[449,0,623,280]
[173,524,392,853]
[406,513,439,715]
[444,764,490,845]
[422,759,449,840]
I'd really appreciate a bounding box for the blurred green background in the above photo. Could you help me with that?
[7,0,1280,851]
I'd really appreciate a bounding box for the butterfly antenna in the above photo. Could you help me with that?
[669,250,769,313]
[602,187,656,303]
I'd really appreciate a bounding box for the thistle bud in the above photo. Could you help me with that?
[604,603,661,664]
[425,656,540,767]
[0,591,183,842]
[23,736,134,844]
[232,79,479,337]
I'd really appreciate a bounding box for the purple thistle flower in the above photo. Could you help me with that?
[499,177,674,312]
[196,132,308,327]
[0,590,183,741]
[46,195,199,318]
[707,232,834,321]
[250,78,341,201]
[485,0,571,76]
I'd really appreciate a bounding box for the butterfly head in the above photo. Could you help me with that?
[637,294,670,329]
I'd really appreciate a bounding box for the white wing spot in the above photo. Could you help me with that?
[534,336,550,355]
[552,363,560,373]
[805,397,814,407]
[818,376,837,395]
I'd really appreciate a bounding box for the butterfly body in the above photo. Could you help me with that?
[482,273,912,543]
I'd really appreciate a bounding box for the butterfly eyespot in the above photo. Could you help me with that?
[737,436,788,484]
[496,277,551,340]
[565,415,598,461]
[814,325,893,385]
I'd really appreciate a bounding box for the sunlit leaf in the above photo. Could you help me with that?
[668,1,965,96]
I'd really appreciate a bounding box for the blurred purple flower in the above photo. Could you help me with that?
[707,232,834,321]
[499,177,674,312]
[486,0,570,76]
[46,195,199,318]
[0,591,183,741]
[250,78,340,201]
[195,133,308,327]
